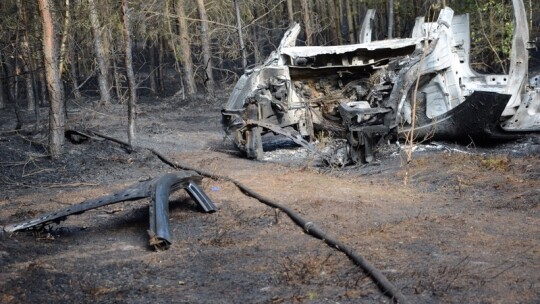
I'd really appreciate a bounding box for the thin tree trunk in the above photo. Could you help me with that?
[300,0,313,45]
[38,0,65,159]
[68,33,81,101]
[251,5,261,64]
[158,36,164,93]
[39,69,48,105]
[387,0,394,39]
[286,0,294,24]
[176,0,197,95]
[196,0,215,96]
[17,0,36,112]
[88,0,111,105]
[345,0,355,43]
[148,41,157,95]
[337,0,344,44]
[112,58,123,102]
[13,20,23,129]
[59,0,71,77]
[122,0,136,149]
[234,0,247,71]
[0,51,5,110]
[327,0,338,44]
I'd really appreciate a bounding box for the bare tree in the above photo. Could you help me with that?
[0,59,5,109]
[345,0,355,43]
[88,0,111,105]
[300,0,313,45]
[326,0,339,45]
[17,0,36,112]
[286,0,294,24]
[58,0,71,77]
[196,0,215,96]
[175,0,197,96]
[122,0,136,149]
[38,0,65,159]
[234,0,247,71]
[387,0,394,39]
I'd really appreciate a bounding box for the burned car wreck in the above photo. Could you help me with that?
[222,0,539,164]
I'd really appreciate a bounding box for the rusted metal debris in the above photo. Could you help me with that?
[3,171,217,250]
[222,0,539,164]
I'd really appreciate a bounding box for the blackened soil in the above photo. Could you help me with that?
[0,96,539,303]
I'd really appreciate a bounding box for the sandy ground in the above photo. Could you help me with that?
[0,96,539,303]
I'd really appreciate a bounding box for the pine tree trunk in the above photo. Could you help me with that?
[234,0,247,71]
[18,0,36,112]
[38,0,65,159]
[327,0,339,45]
[59,0,71,77]
[286,0,294,24]
[196,0,215,96]
[176,0,197,95]
[148,41,157,95]
[345,0,355,43]
[251,6,261,64]
[39,69,48,106]
[112,59,123,102]
[300,0,313,45]
[0,57,5,109]
[68,34,82,101]
[123,0,136,149]
[387,0,394,39]
[88,0,111,105]
[158,36,165,93]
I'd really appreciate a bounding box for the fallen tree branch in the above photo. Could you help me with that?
[87,130,409,303]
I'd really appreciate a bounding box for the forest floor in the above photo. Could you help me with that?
[0,95,539,303]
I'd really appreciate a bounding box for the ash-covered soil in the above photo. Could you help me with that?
[0,96,539,303]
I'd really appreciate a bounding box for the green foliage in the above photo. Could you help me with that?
[454,0,514,73]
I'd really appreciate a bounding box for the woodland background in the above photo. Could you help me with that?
[0,0,539,158]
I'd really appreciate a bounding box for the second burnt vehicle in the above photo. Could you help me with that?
[222,0,539,164]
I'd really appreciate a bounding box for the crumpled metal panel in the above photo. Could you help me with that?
[4,172,217,250]
[222,0,538,165]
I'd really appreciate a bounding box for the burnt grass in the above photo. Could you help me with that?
[0,96,539,303]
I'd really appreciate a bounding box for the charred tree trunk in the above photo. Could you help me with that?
[337,0,344,44]
[39,69,48,106]
[112,58,123,102]
[17,0,36,112]
[326,0,339,45]
[122,0,136,149]
[88,0,111,105]
[345,0,355,43]
[234,0,247,71]
[68,35,81,101]
[38,0,65,159]
[158,36,165,94]
[148,41,158,95]
[387,0,394,39]
[196,0,215,96]
[0,55,5,109]
[175,0,197,96]
[300,0,313,45]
